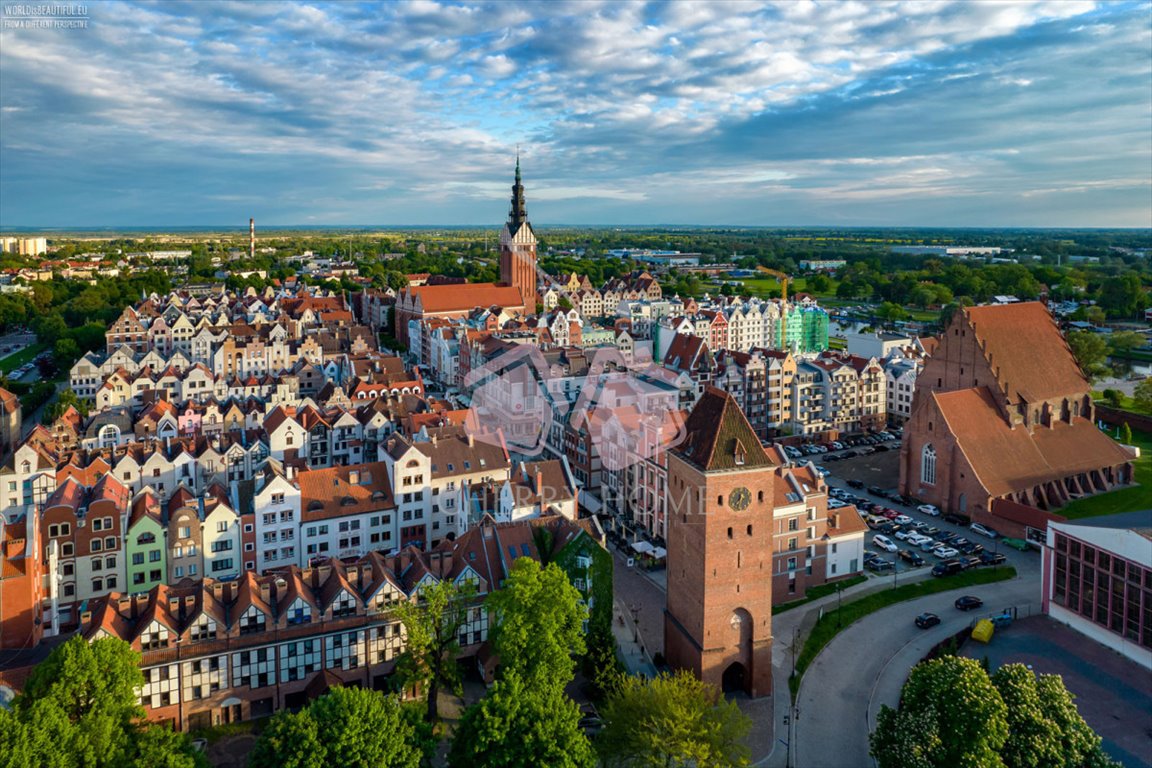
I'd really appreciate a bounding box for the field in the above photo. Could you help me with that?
[734,275,839,298]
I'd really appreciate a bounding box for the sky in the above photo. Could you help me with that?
[1,0,1150,228]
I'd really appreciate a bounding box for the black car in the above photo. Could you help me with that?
[958,542,985,556]
[878,522,899,535]
[848,479,865,489]
[932,560,964,577]
[867,485,886,497]
[874,445,890,453]
[915,612,941,629]
[899,549,925,567]
[867,558,894,572]
[955,595,984,611]
[960,555,983,570]
[980,552,1007,566]
[944,512,972,526]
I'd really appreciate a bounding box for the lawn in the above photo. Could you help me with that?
[772,574,867,615]
[0,342,47,374]
[736,275,839,299]
[789,566,1017,699]
[1059,428,1150,520]
[1091,391,1151,417]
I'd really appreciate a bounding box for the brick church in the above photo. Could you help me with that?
[898,302,1133,521]
[665,387,775,697]
[393,160,535,344]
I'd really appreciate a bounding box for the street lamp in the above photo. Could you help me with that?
[836,582,843,628]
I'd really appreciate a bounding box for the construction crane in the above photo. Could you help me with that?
[755,266,790,303]
[756,267,793,351]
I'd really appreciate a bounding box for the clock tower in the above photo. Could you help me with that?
[664,387,776,696]
[498,155,538,309]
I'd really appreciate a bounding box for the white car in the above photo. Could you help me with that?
[970,523,999,539]
[872,534,898,552]
[920,539,941,552]
[894,515,913,526]
[933,546,960,559]
[917,504,941,517]
[907,533,932,547]
[894,529,915,541]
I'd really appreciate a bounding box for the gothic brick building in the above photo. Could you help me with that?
[664,388,774,696]
[899,303,1133,522]
[393,161,534,345]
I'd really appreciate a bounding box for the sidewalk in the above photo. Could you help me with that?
[611,597,657,678]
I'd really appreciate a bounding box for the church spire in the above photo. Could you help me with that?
[508,154,527,232]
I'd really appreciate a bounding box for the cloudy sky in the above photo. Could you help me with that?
[1,0,1149,228]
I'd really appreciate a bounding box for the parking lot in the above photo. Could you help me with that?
[785,431,1039,580]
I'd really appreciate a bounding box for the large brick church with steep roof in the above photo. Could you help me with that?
[665,387,775,696]
[899,302,1133,524]
[393,160,536,344]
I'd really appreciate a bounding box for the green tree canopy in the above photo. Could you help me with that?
[597,670,752,768]
[487,557,587,687]
[1,635,205,768]
[1066,330,1109,379]
[248,687,421,768]
[393,576,472,722]
[871,658,1118,768]
[448,671,595,768]
[1132,377,1152,414]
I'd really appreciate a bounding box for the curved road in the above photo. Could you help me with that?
[793,570,1039,768]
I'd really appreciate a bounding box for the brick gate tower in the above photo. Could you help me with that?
[498,156,538,309]
[664,387,775,696]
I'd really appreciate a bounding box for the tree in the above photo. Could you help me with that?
[1101,389,1124,408]
[876,302,909,325]
[1120,422,1133,445]
[1066,331,1109,379]
[1098,274,1147,318]
[53,338,81,369]
[806,273,831,294]
[448,672,595,768]
[248,711,326,768]
[393,577,472,722]
[870,657,1008,768]
[1133,377,1152,414]
[871,658,1118,768]
[4,636,205,768]
[487,557,587,686]
[597,670,752,768]
[248,687,421,768]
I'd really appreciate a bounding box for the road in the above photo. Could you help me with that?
[786,467,1042,768]
[793,573,1038,768]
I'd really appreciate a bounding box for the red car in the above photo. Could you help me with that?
[881,508,900,520]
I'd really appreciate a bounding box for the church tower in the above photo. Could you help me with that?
[664,387,775,696]
[499,156,538,309]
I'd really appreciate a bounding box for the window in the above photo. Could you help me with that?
[91,539,103,552]
[92,578,104,592]
[921,444,937,485]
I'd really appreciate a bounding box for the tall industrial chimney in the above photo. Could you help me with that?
[249,218,255,260]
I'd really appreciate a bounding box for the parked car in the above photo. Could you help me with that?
[866,516,887,530]
[878,522,900,536]
[958,542,984,556]
[848,479,865,489]
[873,445,890,453]
[1001,537,1031,552]
[867,485,887,497]
[906,533,933,547]
[894,529,915,541]
[893,514,913,526]
[899,550,926,567]
[881,508,900,521]
[960,555,983,570]
[955,595,984,611]
[917,504,941,516]
[931,560,964,577]
[944,512,972,526]
[970,523,1000,539]
[915,612,941,629]
[920,538,942,552]
[933,546,960,559]
[911,521,930,533]
[920,526,940,537]
[866,558,894,572]
[872,534,898,552]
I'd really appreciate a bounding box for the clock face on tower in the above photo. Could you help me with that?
[729,487,752,511]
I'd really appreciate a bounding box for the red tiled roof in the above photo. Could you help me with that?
[677,387,773,472]
[964,302,1088,403]
[407,283,525,313]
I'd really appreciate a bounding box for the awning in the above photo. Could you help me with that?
[650,546,667,560]
[630,541,654,555]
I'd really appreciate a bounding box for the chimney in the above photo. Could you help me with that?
[118,595,133,614]
[168,596,180,616]
[249,218,255,261]
[259,580,271,604]
[184,595,196,612]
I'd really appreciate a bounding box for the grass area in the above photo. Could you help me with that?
[1091,391,1151,417]
[788,566,1017,700]
[736,275,839,299]
[1059,428,1150,520]
[0,342,47,374]
[773,575,867,615]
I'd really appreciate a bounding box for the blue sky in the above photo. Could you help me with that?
[1,0,1149,228]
